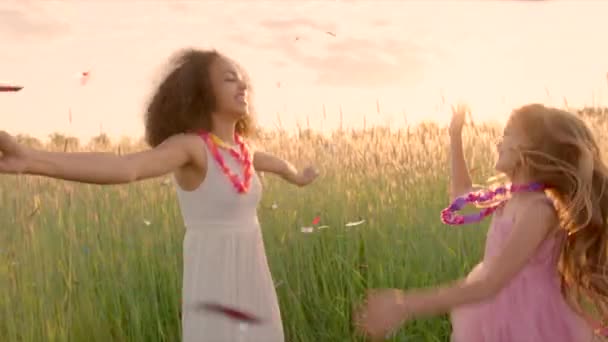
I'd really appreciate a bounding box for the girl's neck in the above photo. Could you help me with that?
[211,117,237,145]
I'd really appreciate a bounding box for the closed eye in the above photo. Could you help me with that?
[223,71,241,82]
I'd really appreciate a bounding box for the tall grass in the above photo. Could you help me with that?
[1,108,607,341]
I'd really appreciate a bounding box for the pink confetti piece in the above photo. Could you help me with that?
[0,84,23,92]
[312,216,321,225]
[79,71,91,86]
[195,302,262,324]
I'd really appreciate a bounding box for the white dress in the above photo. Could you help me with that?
[175,143,284,342]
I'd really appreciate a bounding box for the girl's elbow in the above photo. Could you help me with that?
[119,160,139,183]
[477,277,503,300]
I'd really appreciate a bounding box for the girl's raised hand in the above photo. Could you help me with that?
[0,131,28,174]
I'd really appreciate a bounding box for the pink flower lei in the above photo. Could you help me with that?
[440,183,546,225]
[199,131,253,194]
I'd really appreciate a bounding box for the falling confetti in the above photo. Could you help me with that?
[345,219,365,227]
[271,202,278,210]
[143,219,151,226]
[301,226,314,233]
[195,302,262,324]
[317,225,330,229]
[0,84,23,92]
[79,71,91,86]
[312,216,321,225]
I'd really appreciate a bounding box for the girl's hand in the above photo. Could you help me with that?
[354,289,411,340]
[253,151,319,187]
[449,104,470,137]
[295,166,319,186]
[0,131,29,174]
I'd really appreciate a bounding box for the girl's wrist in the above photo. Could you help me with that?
[397,291,416,320]
[449,131,463,139]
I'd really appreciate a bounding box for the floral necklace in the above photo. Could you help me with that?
[440,182,546,225]
[199,131,253,194]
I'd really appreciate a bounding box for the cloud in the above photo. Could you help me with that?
[369,18,391,28]
[294,38,430,87]
[259,18,335,32]
[0,7,69,40]
[166,1,191,12]
[243,18,434,87]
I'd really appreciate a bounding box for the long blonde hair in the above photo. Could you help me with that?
[509,104,608,322]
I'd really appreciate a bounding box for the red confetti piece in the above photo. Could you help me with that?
[80,71,90,86]
[195,302,262,324]
[312,216,321,225]
[0,84,23,92]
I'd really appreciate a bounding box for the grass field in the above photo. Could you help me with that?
[1,108,606,341]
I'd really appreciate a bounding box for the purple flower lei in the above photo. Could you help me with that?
[440,183,546,225]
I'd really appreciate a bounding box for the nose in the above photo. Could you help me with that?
[237,79,247,91]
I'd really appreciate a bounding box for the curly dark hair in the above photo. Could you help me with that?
[144,48,255,147]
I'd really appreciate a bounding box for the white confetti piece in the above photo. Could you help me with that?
[271,202,278,210]
[345,220,365,227]
[143,219,151,226]
[300,226,314,233]
[317,225,330,229]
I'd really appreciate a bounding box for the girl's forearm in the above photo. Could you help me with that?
[278,160,300,184]
[405,279,492,319]
[449,134,473,201]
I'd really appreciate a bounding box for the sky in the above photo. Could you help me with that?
[1,0,607,141]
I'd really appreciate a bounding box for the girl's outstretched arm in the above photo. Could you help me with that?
[404,196,556,316]
[0,131,200,185]
[449,104,474,201]
[355,196,556,339]
[253,151,318,187]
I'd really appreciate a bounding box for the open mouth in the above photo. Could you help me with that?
[235,93,247,105]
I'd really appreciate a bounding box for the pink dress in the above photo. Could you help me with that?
[450,206,595,342]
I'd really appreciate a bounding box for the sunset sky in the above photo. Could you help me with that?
[1,0,607,141]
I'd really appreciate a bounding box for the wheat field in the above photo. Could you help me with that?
[1,108,606,341]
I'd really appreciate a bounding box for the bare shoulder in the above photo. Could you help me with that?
[158,133,205,155]
[513,192,558,228]
[170,133,209,190]
[163,132,203,148]
[164,133,206,163]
